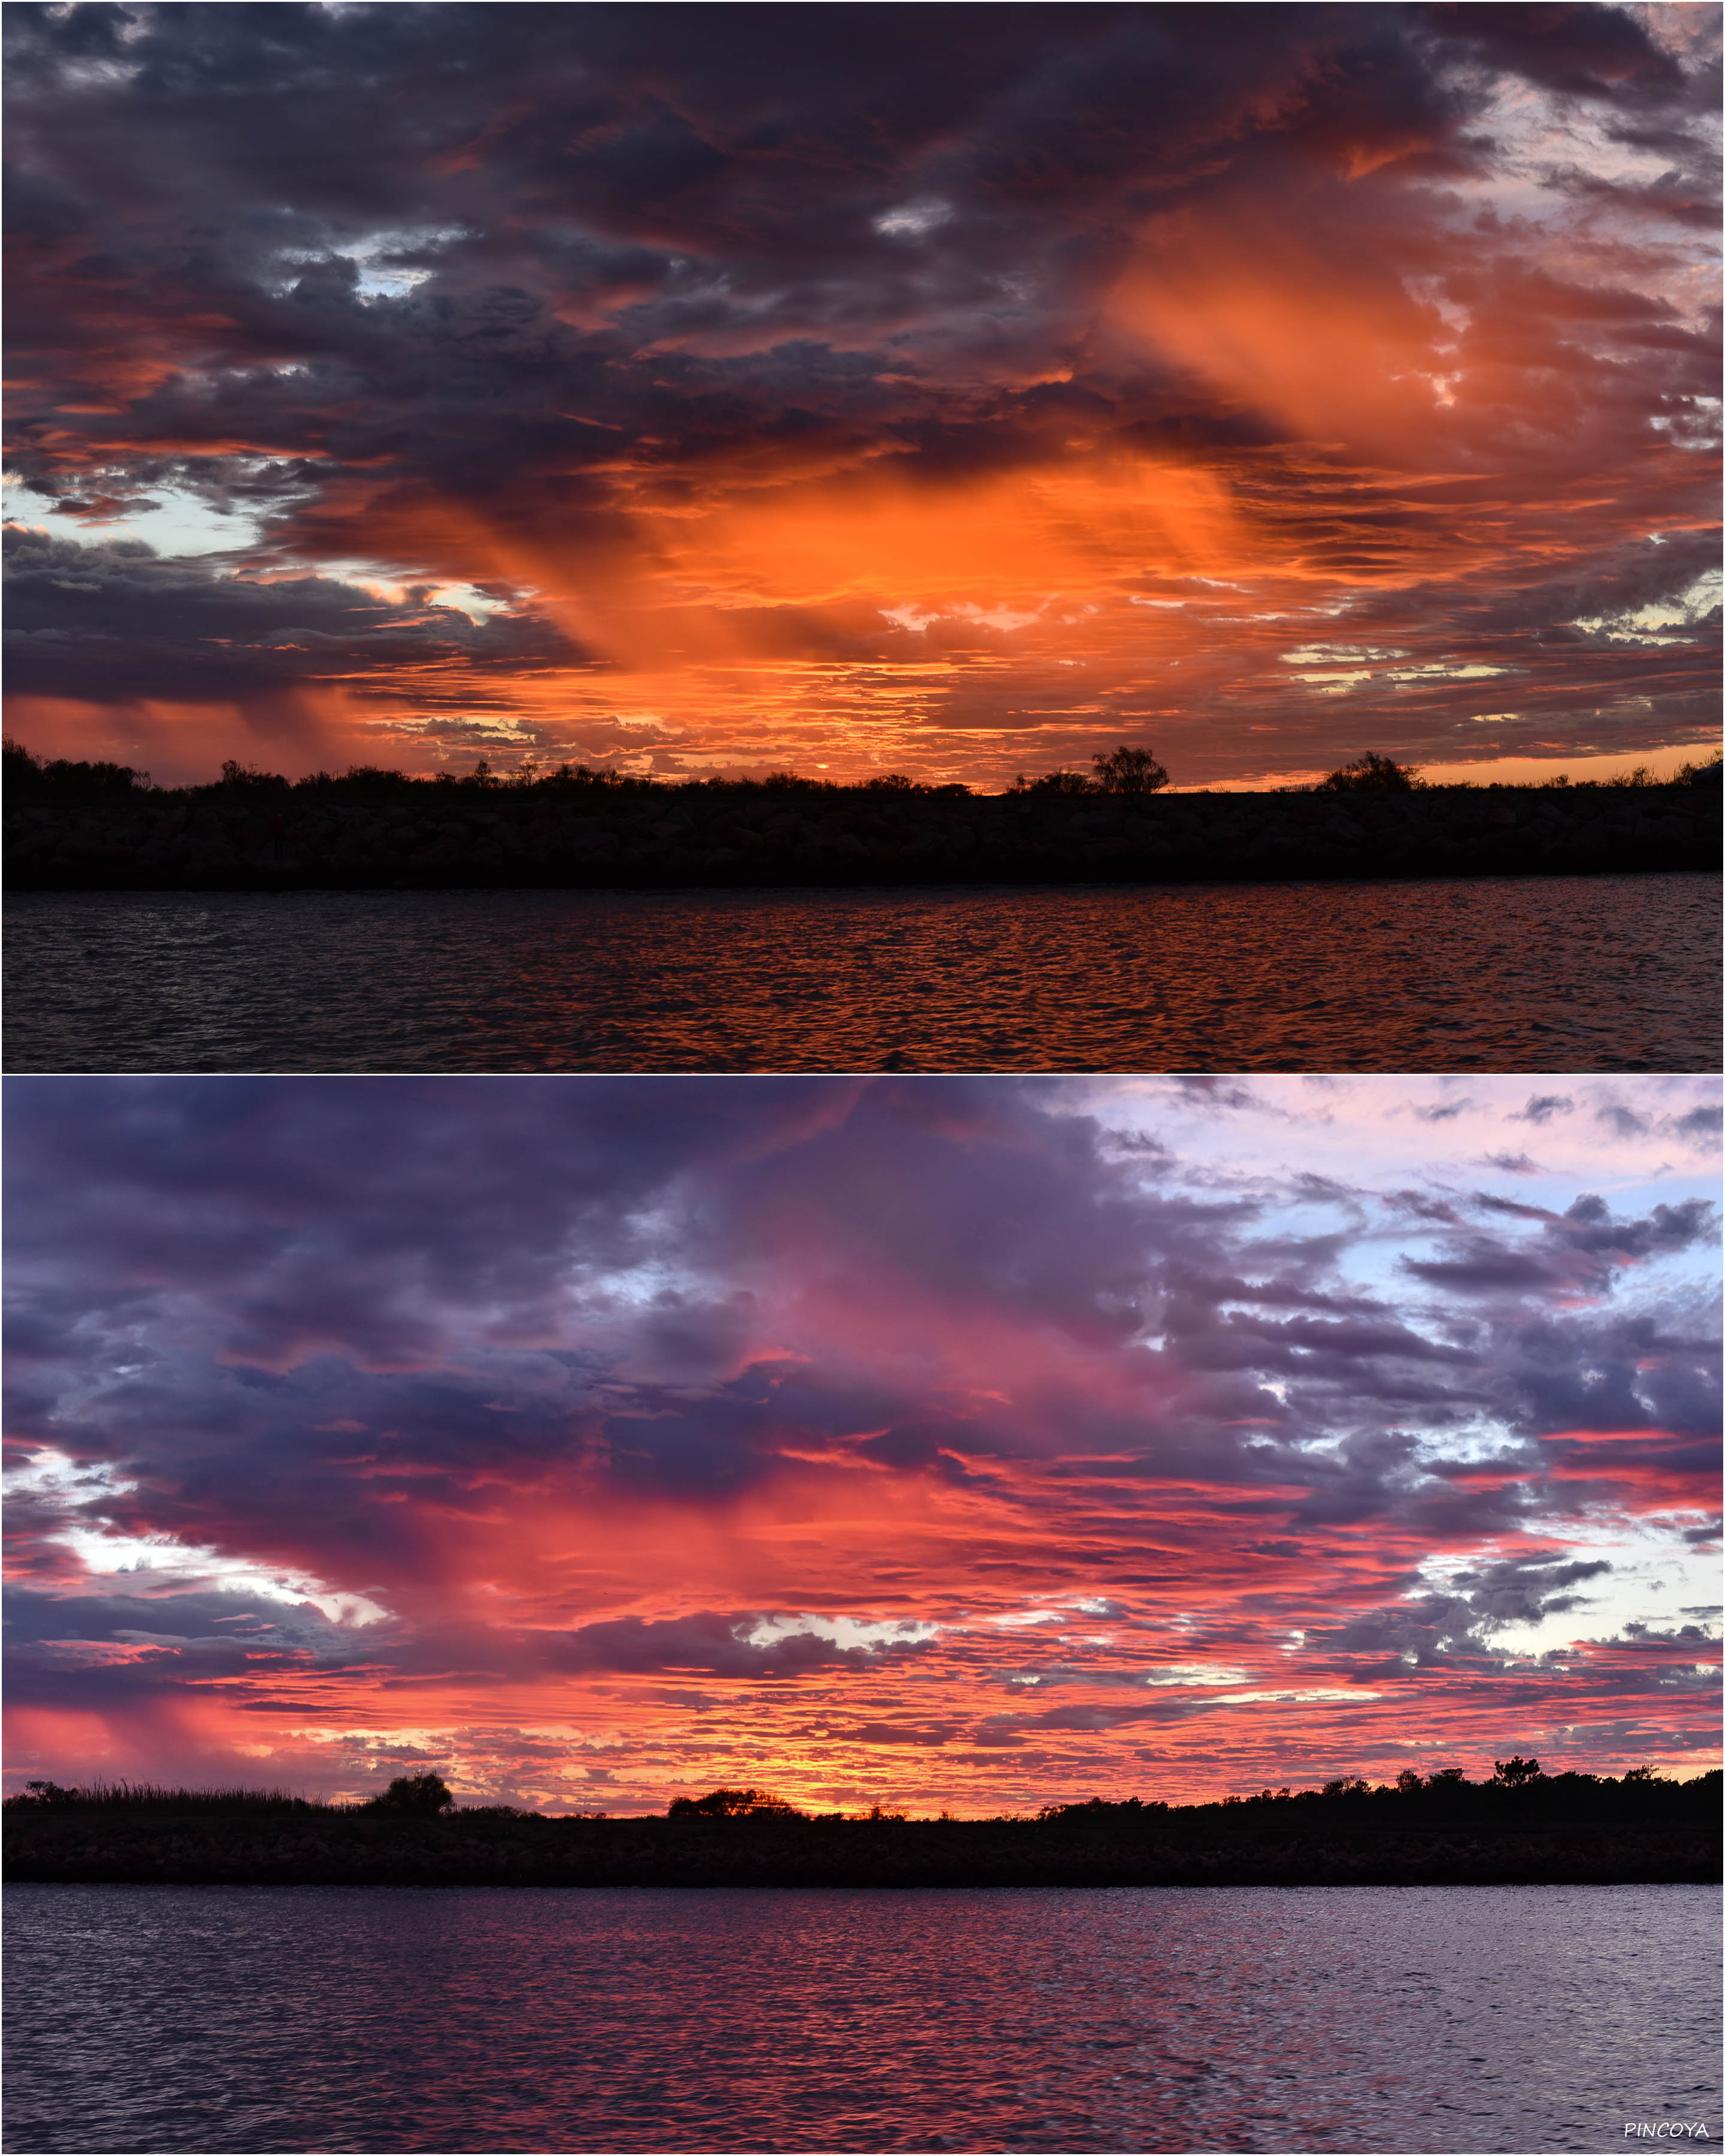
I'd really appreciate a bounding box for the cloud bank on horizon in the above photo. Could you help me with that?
[3,2,1719,788]
[5,1075,1718,1812]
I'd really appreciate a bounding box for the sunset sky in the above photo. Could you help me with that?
[4,2,1720,789]
[5,1074,1718,1813]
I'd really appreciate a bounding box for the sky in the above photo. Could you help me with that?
[3,2,1720,791]
[5,1073,1718,1814]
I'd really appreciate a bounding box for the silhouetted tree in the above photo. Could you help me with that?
[1492,1755,1542,1788]
[217,758,288,791]
[370,1772,454,1815]
[1316,750,1424,792]
[667,1787,800,1818]
[5,738,150,794]
[1091,744,1170,793]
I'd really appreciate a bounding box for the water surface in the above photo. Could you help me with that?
[7,874,1715,1071]
[5,1882,1718,2152]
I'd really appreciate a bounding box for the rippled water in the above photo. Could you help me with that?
[6,874,1716,1072]
[5,1884,1718,2154]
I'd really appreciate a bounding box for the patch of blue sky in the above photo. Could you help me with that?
[2,473,262,558]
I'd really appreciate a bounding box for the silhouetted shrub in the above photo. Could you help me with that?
[1037,1796,1170,1823]
[1009,767,1096,795]
[1315,751,1424,792]
[8,1780,80,1808]
[667,1786,803,1818]
[217,759,290,792]
[4,738,150,795]
[1091,744,1170,793]
[367,1772,454,1816]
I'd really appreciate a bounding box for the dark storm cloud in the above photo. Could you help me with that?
[1401,1192,1715,1295]
[0,1581,383,1708]
[7,4,1343,483]
[4,1073,854,1367]
[4,2,1718,770]
[6,1078,1718,1624]
[534,1612,933,1680]
[1318,1552,1615,1664]
[0,1579,928,1715]
[1672,1104,1724,1148]
[3,524,585,707]
[1487,1305,1721,1444]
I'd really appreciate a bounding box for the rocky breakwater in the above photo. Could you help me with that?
[8,1808,1718,1891]
[7,779,1718,892]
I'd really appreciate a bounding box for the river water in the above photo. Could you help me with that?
[5,874,1716,1072]
[4,1882,1717,2153]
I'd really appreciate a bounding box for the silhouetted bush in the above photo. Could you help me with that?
[7,1780,80,1809]
[1315,750,1425,792]
[366,1772,454,1816]
[667,1786,803,1818]
[1010,767,1097,795]
[4,737,151,795]
[1091,744,1170,793]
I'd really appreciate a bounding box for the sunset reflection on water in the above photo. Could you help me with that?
[6,1882,1717,2152]
[7,873,1717,1073]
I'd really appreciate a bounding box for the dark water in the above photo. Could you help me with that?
[5,874,1716,1072]
[4,1884,1718,2154]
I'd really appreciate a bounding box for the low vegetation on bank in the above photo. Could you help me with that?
[6,735,1721,806]
[8,734,1716,892]
[9,1760,1717,1828]
[11,1765,1715,1889]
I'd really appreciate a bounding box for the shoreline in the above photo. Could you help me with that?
[10,1815,1717,1891]
[8,780,1716,894]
